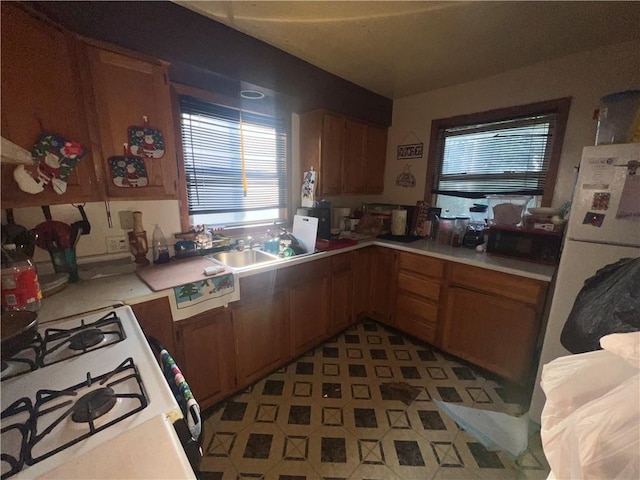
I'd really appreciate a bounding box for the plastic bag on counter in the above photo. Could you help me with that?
[560,257,640,354]
[541,332,640,479]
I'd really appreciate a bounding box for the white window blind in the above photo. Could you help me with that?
[179,96,287,215]
[434,113,557,199]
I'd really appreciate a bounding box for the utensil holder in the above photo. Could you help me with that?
[128,231,149,266]
[50,248,79,283]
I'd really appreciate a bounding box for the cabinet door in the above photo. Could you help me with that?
[330,253,353,334]
[290,275,330,357]
[130,297,175,355]
[86,46,178,200]
[365,125,387,193]
[320,113,345,196]
[368,247,396,325]
[442,287,539,383]
[342,120,366,193]
[1,5,104,208]
[178,309,236,410]
[233,291,289,389]
[352,248,372,321]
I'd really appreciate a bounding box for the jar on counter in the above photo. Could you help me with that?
[1,245,41,312]
[437,215,456,246]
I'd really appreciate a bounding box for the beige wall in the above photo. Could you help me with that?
[382,40,640,208]
[3,200,181,264]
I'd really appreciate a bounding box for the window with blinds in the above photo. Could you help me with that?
[433,113,557,199]
[179,96,287,223]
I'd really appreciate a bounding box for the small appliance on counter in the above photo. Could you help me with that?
[462,204,488,248]
[486,225,562,264]
[296,206,331,239]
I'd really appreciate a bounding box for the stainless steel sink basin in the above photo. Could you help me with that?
[210,249,280,269]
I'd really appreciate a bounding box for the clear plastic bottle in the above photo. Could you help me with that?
[152,224,170,264]
[1,245,41,312]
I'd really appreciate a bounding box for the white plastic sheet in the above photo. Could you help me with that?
[541,332,640,480]
[434,400,534,459]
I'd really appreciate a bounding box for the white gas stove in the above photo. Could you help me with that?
[1,305,193,479]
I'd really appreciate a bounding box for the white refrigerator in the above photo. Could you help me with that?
[529,143,640,423]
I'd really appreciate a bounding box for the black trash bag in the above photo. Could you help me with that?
[560,257,640,354]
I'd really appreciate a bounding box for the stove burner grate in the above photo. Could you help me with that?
[41,311,125,366]
[0,398,33,479]
[28,357,147,467]
[68,329,105,351]
[1,334,43,382]
[70,387,117,423]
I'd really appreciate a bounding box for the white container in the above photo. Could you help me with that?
[595,90,640,145]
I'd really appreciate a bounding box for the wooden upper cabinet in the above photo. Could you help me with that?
[365,125,387,193]
[319,113,345,196]
[85,45,178,200]
[343,120,366,193]
[1,5,104,208]
[299,109,387,196]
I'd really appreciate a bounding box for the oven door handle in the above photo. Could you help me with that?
[148,336,202,442]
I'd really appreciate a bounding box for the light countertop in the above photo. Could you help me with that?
[37,240,556,323]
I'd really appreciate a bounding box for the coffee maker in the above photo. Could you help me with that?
[462,204,488,248]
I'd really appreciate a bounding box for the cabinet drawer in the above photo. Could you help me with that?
[398,252,444,279]
[396,293,438,323]
[450,263,546,305]
[397,272,440,301]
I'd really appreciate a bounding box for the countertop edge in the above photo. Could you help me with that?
[37,240,555,322]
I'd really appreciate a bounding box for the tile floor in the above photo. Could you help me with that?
[199,319,550,480]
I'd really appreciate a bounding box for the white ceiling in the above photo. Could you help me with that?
[177,1,640,99]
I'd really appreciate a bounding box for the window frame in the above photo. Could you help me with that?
[424,97,572,207]
[171,83,292,233]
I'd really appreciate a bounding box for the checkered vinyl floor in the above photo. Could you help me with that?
[199,320,550,480]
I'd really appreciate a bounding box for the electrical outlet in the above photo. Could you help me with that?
[106,236,129,253]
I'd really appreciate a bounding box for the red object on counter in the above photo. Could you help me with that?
[315,238,358,251]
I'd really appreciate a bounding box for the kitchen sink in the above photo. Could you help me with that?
[210,249,280,269]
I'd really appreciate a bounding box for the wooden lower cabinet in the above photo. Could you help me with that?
[352,247,372,321]
[288,260,331,357]
[176,308,236,410]
[232,289,289,389]
[130,297,176,355]
[442,287,540,383]
[330,253,353,334]
[368,247,397,325]
[441,263,547,384]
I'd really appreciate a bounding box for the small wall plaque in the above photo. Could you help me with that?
[397,143,423,160]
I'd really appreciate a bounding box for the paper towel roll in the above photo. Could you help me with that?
[391,209,407,235]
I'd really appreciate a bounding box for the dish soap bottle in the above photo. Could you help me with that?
[152,225,170,264]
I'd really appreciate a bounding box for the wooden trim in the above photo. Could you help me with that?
[169,85,190,232]
[424,97,573,206]
[172,83,293,232]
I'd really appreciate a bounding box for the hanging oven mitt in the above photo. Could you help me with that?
[301,170,316,207]
[616,160,640,218]
[128,116,165,159]
[108,144,149,187]
[31,133,87,194]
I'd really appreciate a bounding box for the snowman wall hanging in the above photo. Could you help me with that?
[13,133,87,195]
